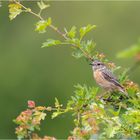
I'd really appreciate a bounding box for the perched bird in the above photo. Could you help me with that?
[90,60,128,96]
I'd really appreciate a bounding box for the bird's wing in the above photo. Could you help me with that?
[102,70,123,89]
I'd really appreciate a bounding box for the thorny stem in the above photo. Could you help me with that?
[14,0,93,61]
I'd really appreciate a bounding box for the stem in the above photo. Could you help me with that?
[77,112,80,127]
[13,0,93,61]
[49,24,68,40]
[45,107,73,112]
[27,131,32,140]
[14,0,43,20]
[38,9,43,16]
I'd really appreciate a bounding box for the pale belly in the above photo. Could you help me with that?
[93,70,114,89]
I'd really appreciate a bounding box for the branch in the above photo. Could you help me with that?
[13,0,93,61]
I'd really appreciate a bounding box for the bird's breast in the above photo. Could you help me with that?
[93,70,112,88]
[94,70,104,83]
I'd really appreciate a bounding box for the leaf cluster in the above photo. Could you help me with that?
[14,82,140,139]
[42,24,96,60]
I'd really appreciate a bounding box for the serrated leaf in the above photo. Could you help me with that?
[106,125,120,138]
[72,49,83,59]
[67,26,76,38]
[81,40,96,53]
[117,45,140,58]
[79,24,96,40]
[37,1,50,10]
[8,3,22,20]
[35,18,51,33]
[42,39,62,48]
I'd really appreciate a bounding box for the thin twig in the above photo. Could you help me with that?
[49,24,68,40]
[45,106,73,112]
[14,0,43,20]
[77,111,80,127]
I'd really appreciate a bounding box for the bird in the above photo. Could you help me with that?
[90,60,128,96]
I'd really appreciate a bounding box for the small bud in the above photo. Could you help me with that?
[46,106,52,111]
[28,100,35,108]
[107,62,116,69]
[98,53,105,59]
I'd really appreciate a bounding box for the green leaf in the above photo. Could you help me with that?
[8,3,22,20]
[67,84,99,111]
[42,39,62,48]
[117,45,140,58]
[37,1,50,10]
[81,40,96,53]
[118,69,128,83]
[55,98,60,108]
[106,125,120,138]
[67,26,76,38]
[40,112,46,120]
[79,24,96,40]
[35,18,52,33]
[51,111,63,119]
[72,49,83,59]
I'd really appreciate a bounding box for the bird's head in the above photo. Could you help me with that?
[90,60,106,71]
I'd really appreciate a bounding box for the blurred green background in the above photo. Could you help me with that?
[0,1,140,139]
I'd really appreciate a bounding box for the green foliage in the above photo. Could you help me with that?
[122,109,140,135]
[50,84,140,139]
[79,24,96,41]
[8,1,140,140]
[52,85,99,120]
[14,82,140,139]
[8,3,22,20]
[37,1,50,10]
[81,40,96,54]
[66,26,77,38]
[14,0,96,60]
[51,98,64,119]
[41,39,62,48]
[118,68,129,84]
[65,25,96,59]
[35,18,51,33]
[41,24,96,59]
[66,84,98,111]
[72,48,84,59]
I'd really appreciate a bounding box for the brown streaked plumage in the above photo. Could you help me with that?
[91,60,128,96]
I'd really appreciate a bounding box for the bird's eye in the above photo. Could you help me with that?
[97,63,100,66]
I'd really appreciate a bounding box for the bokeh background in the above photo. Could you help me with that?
[0,1,140,139]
